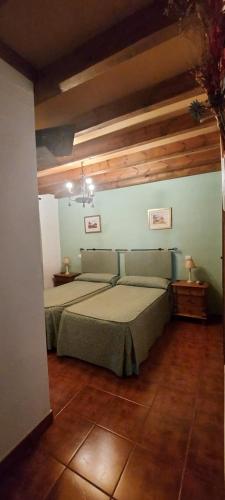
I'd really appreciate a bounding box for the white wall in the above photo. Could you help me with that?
[0,60,50,462]
[39,195,61,288]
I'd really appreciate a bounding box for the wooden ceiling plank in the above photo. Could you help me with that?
[51,162,220,198]
[38,152,220,194]
[96,163,221,190]
[34,1,176,103]
[37,110,218,172]
[37,130,219,178]
[38,142,220,188]
[54,122,218,171]
[37,122,218,178]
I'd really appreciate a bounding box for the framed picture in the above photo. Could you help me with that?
[84,215,101,233]
[148,208,172,230]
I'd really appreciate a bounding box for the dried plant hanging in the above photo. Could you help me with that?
[165,1,225,145]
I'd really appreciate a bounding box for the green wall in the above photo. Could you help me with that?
[58,172,222,313]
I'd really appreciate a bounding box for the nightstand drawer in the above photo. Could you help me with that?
[174,287,204,297]
[176,295,204,307]
[172,280,208,321]
[176,301,206,315]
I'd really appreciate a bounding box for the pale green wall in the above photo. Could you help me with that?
[58,172,222,313]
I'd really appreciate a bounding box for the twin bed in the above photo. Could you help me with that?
[44,250,172,376]
[44,250,119,349]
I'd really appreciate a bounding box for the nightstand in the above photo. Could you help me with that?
[171,280,209,321]
[53,272,80,287]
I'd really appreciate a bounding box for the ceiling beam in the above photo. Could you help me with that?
[37,111,218,172]
[59,72,199,134]
[38,141,220,189]
[51,162,220,198]
[74,91,206,145]
[39,154,220,194]
[96,163,221,192]
[0,38,37,81]
[35,71,200,133]
[38,148,220,194]
[34,0,176,103]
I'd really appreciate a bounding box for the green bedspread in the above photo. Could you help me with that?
[57,285,171,376]
[44,281,111,350]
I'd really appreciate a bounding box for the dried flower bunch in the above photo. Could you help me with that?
[166,0,225,141]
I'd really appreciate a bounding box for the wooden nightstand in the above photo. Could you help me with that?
[53,272,80,287]
[171,280,209,321]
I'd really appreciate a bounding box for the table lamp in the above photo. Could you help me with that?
[184,256,196,283]
[63,256,70,275]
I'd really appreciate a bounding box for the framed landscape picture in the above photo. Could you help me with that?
[148,208,172,230]
[84,215,101,233]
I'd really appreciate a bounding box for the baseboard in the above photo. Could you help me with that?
[0,411,53,478]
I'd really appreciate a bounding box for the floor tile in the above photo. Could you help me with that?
[180,466,224,500]
[151,386,195,421]
[40,412,93,465]
[195,392,224,427]
[49,376,84,416]
[112,378,158,406]
[69,426,133,495]
[47,468,110,499]
[0,447,64,500]
[137,410,190,463]
[160,364,199,393]
[185,419,223,484]
[65,386,113,422]
[198,366,224,395]
[114,445,182,500]
[99,395,149,441]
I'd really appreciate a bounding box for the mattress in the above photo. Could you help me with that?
[57,284,171,376]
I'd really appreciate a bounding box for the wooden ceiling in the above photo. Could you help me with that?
[0,0,220,196]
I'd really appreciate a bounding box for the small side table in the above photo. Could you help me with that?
[171,280,209,321]
[53,272,80,287]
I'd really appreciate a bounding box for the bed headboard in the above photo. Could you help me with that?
[81,250,119,274]
[125,250,172,279]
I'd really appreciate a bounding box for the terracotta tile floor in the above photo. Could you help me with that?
[1,320,224,499]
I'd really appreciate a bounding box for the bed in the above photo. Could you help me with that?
[57,250,172,376]
[44,250,119,350]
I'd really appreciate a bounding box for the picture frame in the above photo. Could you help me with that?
[148,208,172,230]
[84,215,101,233]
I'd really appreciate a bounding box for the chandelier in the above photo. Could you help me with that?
[66,163,95,208]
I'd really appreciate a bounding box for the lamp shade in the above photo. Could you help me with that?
[63,256,70,265]
[184,256,196,270]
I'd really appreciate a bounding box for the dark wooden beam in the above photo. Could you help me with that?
[35,0,175,103]
[73,72,199,133]
[0,39,37,81]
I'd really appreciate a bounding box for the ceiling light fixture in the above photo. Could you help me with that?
[66,163,95,208]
